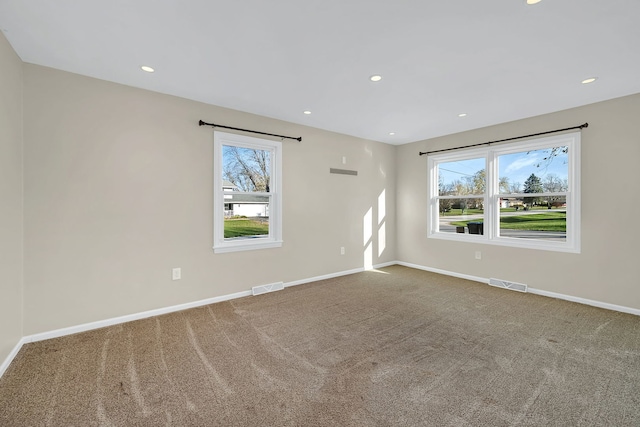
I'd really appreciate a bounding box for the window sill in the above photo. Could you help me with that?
[213,240,283,254]
[428,232,579,254]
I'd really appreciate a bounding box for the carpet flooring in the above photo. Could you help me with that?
[1,265,639,426]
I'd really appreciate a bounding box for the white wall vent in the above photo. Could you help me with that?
[252,281,284,296]
[488,278,528,293]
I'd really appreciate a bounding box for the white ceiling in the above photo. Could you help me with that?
[1,0,639,145]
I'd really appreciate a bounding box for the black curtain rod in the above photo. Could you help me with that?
[199,120,302,142]
[418,122,588,156]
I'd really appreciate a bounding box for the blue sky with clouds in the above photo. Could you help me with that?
[499,148,568,187]
[439,146,569,191]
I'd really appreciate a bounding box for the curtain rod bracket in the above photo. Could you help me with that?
[199,120,302,142]
[419,122,588,156]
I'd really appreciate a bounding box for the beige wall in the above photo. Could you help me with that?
[22,64,396,335]
[397,93,640,310]
[0,33,23,363]
[3,39,638,348]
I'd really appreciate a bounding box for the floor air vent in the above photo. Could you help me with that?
[488,278,528,293]
[252,282,284,296]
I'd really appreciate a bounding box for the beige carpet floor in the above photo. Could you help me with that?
[1,265,639,426]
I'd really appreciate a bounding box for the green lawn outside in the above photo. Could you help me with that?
[451,211,566,232]
[500,212,566,232]
[224,218,269,238]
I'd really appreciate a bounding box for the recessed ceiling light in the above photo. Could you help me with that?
[458,113,467,117]
[389,132,395,136]
[141,65,155,73]
[526,0,542,4]
[370,75,382,82]
[581,77,598,84]
[303,110,311,115]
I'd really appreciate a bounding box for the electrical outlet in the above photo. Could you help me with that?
[342,156,347,165]
[172,268,181,280]
[340,247,345,255]
[475,251,482,260]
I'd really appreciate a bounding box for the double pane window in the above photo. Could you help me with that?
[428,132,580,252]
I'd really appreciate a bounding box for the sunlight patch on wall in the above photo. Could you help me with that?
[363,207,373,246]
[364,190,387,268]
[363,207,373,270]
[378,189,386,256]
[378,190,386,225]
[378,222,386,257]
[364,241,373,270]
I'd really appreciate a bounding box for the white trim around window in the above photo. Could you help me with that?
[427,131,581,253]
[213,131,283,253]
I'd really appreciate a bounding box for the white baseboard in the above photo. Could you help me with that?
[395,261,640,317]
[284,267,364,288]
[283,261,395,288]
[527,287,640,316]
[372,261,398,269]
[1,261,396,379]
[23,290,252,344]
[5,259,635,380]
[26,262,397,343]
[0,337,27,379]
[395,261,489,285]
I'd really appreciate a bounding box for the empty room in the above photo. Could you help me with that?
[1,1,639,425]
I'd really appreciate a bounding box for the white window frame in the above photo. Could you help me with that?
[213,131,282,253]
[428,132,580,253]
